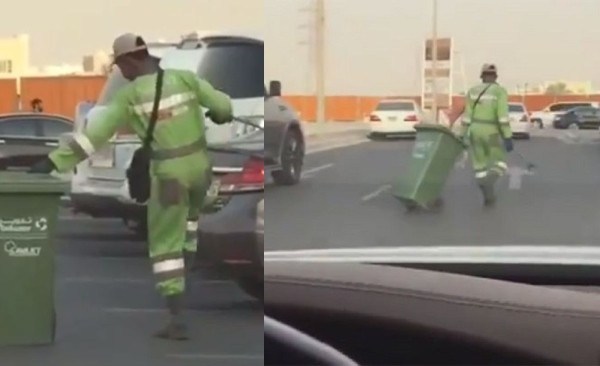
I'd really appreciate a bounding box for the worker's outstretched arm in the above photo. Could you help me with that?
[49,90,132,173]
[496,86,512,139]
[181,71,233,125]
[459,93,473,138]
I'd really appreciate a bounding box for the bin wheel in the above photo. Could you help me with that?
[405,201,419,212]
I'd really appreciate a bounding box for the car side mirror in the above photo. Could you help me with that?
[269,81,282,97]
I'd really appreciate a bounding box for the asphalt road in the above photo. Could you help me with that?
[0,214,263,366]
[266,129,600,251]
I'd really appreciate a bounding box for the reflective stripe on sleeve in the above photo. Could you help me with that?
[153,258,185,274]
[495,161,508,170]
[499,117,510,123]
[68,134,95,159]
[475,171,488,179]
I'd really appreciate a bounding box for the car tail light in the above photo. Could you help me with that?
[220,157,264,193]
[520,114,528,122]
[404,115,418,122]
[370,114,381,122]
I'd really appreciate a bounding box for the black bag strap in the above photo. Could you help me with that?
[143,67,165,149]
[470,83,493,118]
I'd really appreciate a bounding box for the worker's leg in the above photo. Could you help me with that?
[183,182,210,273]
[469,128,495,205]
[487,131,508,181]
[147,176,189,340]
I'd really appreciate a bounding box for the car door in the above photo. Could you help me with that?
[576,108,597,128]
[0,117,47,168]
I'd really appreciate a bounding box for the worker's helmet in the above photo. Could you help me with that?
[480,63,498,76]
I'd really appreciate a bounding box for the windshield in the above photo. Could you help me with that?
[508,104,525,113]
[376,102,415,111]
[265,0,600,261]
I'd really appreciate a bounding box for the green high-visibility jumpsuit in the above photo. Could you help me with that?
[459,82,512,199]
[48,69,233,297]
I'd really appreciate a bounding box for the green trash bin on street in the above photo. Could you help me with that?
[0,172,67,346]
[392,123,466,210]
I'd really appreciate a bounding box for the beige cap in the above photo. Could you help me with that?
[112,33,148,59]
[481,63,498,73]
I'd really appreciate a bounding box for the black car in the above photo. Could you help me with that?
[195,129,264,301]
[552,106,600,129]
[0,113,74,170]
[264,81,305,185]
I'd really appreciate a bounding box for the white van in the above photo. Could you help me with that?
[69,33,264,233]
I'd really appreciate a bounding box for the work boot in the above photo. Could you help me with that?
[154,295,189,341]
[479,171,499,208]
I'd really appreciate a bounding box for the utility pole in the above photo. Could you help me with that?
[315,0,326,124]
[430,0,439,123]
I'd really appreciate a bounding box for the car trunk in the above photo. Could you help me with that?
[0,136,60,170]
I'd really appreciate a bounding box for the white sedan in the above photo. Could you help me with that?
[368,99,423,139]
[508,102,531,139]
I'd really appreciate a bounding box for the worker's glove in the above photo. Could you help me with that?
[205,111,233,125]
[28,157,56,174]
[503,138,514,153]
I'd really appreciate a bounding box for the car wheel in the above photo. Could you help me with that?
[272,128,304,185]
[237,275,264,302]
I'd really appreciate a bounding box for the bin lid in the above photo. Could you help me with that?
[414,123,467,148]
[0,172,68,194]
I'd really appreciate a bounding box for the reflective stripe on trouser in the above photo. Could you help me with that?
[148,173,209,297]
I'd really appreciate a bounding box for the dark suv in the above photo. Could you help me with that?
[264,81,305,185]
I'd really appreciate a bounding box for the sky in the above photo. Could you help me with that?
[3,0,599,96]
[0,0,262,65]
[265,0,600,95]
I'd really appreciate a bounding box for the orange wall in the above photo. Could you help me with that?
[20,76,106,118]
[0,79,17,113]
[2,75,600,122]
[284,94,600,122]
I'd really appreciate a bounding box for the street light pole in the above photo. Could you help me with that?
[431,0,439,123]
[315,0,326,124]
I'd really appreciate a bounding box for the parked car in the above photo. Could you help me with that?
[530,101,600,129]
[368,99,423,139]
[0,112,73,170]
[508,102,531,139]
[196,129,264,301]
[552,106,600,130]
[264,80,305,185]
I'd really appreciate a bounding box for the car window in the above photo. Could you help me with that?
[197,42,264,99]
[40,119,73,137]
[376,102,415,111]
[550,103,590,112]
[508,104,525,113]
[160,48,206,73]
[0,118,38,137]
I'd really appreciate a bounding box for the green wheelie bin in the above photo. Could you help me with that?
[0,172,67,346]
[392,123,466,210]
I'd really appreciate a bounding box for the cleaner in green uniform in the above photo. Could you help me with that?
[459,64,513,207]
[29,33,233,340]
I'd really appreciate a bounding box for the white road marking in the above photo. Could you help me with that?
[455,151,468,168]
[301,163,334,179]
[166,354,263,361]
[306,138,368,155]
[507,166,535,190]
[361,184,392,202]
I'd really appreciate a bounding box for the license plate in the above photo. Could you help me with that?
[90,146,115,168]
[206,179,221,198]
[388,117,398,122]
